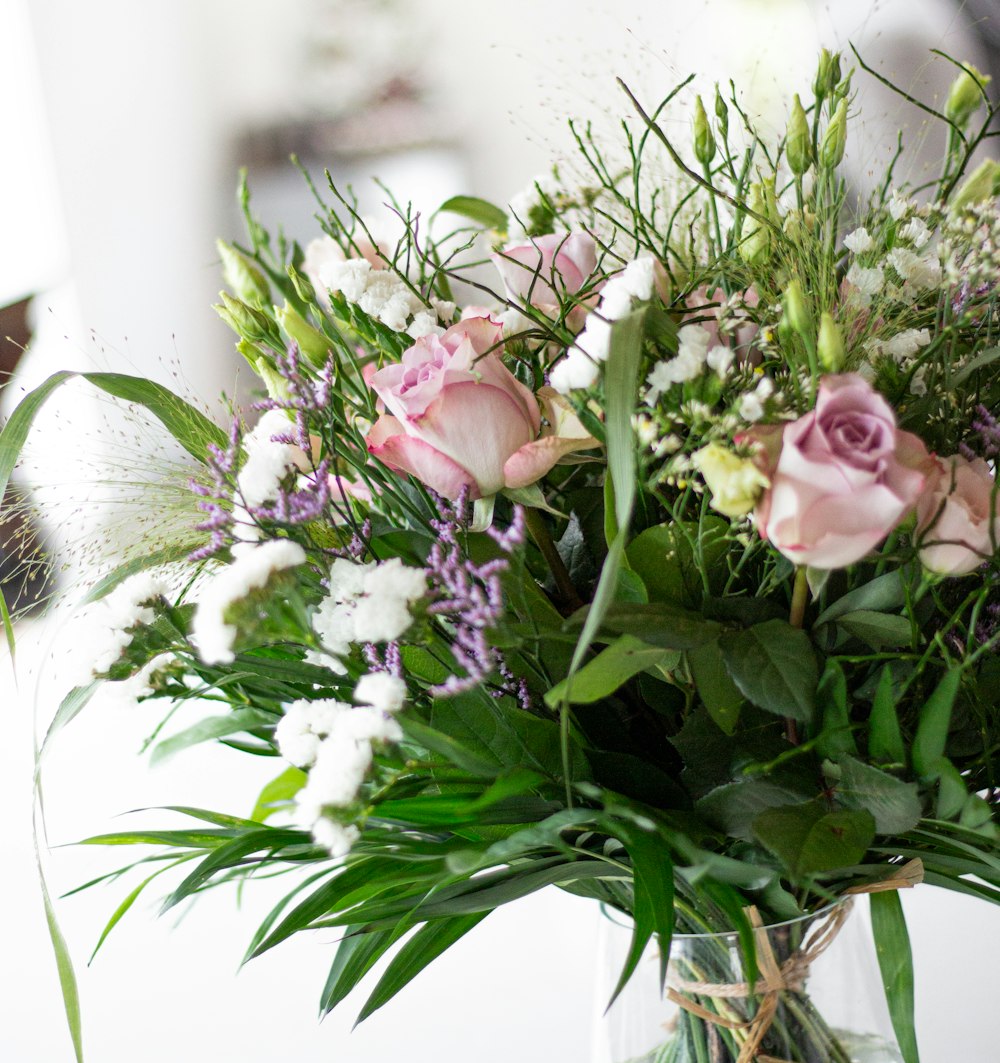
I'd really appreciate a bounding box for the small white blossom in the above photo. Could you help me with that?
[846,262,885,305]
[706,344,735,377]
[882,328,931,361]
[311,818,359,857]
[738,376,774,422]
[909,366,928,396]
[549,348,600,393]
[843,227,874,254]
[888,191,911,220]
[275,698,350,769]
[318,257,439,335]
[900,217,931,248]
[507,172,561,238]
[297,733,373,816]
[887,247,942,290]
[237,409,303,509]
[644,324,711,404]
[355,672,407,714]
[89,572,169,676]
[192,540,306,664]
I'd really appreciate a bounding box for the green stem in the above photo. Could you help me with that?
[523,506,582,610]
[786,567,811,746]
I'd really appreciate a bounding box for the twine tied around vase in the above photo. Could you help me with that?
[664,858,925,1063]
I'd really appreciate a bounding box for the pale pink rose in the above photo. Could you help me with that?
[745,374,931,569]
[365,317,597,500]
[916,455,998,575]
[491,232,598,324]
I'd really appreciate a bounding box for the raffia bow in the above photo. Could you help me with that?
[665,859,924,1063]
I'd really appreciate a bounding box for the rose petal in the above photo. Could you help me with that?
[503,434,599,490]
[367,430,479,500]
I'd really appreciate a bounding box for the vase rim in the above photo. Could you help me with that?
[599,897,849,940]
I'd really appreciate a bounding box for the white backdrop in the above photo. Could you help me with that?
[2,1,998,1060]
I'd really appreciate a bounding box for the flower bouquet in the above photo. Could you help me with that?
[9,47,1000,1063]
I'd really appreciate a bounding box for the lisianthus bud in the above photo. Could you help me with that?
[693,95,716,166]
[243,347,292,402]
[287,263,317,306]
[782,278,812,341]
[820,99,848,169]
[787,94,812,175]
[739,180,775,266]
[818,312,845,371]
[217,292,274,344]
[945,62,990,129]
[693,442,769,518]
[714,85,729,140]
[276,302,331,366]
[814,49,842,103]
[217,240,270,307]
[951,158,1000,211]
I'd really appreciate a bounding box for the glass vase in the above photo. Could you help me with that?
[592,900,904,1063]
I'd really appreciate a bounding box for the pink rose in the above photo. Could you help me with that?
[916,455,998,575]
[746,374,930,569]
[492,232,598,315]
[366,317,597,500]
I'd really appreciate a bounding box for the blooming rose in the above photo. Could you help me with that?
[916,454,998,575]
[491,232,597,316]
[745,374,930,569]
[366,317,597,499]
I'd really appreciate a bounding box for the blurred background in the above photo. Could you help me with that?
[1,1,998,1060]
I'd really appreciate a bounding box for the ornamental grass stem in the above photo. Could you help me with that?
[786,567,811,745]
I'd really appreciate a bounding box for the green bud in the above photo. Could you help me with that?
[739,181,772,266]
[244,347,292,402]
[286,263,317,306]
[216,240,270,307]
[786,94,813,175]
[276,302,331,365]
[813,49,842,103]
[782,209,816,243]
[782,278,813,341]
[714,85,729,140]
[817,312,845,371]
[945,62,990,128]
[217,291,273,344]
[820,99,848,169]
[693,95,716,166]
[951,158,1000,211]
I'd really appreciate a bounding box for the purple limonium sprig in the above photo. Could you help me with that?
[363,640,403,678]
[425,488,528,702]
[253,342,333,451]
[189,416,241,560]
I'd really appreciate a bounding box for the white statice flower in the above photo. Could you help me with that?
[192,539,306,664]
[888,191,911,220]
[312,818,359,858]
[644,324,711,404]
[302,235,343,309]
[846,262,885,305]
[355,671,407,714]
[237,409,303,509]
[551,256,657,394]
[887,247,942,290]
[321,257,372,302]
[632,415,658,449]
[497,307,534,339]
[275,697,350,768]
[900,217,931,249]
[706,344,735,377]
[882,328,931,362]
[309,557,426,666]
[909,366,928,396]
[738,376,775,423]
[88,572,168,676]
[296,731,373,819]
[843,227,874,254]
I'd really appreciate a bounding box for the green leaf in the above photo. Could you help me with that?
[79,543,200,605]
[912,669,962,779]
[836,610,912,649]
[719,620,819,723]
[250,765,307,823]
[698,779,811,842]
[89,862,184,963]
[150,708,276,765]
[585,601,721,651]
[687,639,743,734]
[437,195,508,231]
[0,585,15,666]
[752,801,875,876]
[813,570,908,625]
[544,634,675,708]
[951,344,1000,387]
[870,892,920,1063]
[625,518,729,607]
[815,659,856,759]
[869,666,906,766]
[42,682,100,754]
[604,311,646,534]
[38,848,84,1062]
[321,927,398,1016]
[399,715,501,777]
[356,913,491,1022]
[831,756,922,835]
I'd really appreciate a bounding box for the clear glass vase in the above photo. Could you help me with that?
[592,900,904,1063]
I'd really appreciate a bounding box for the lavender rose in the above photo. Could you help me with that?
[916,454,999,575]
[746,374,930,569]
[366,317,597,500]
